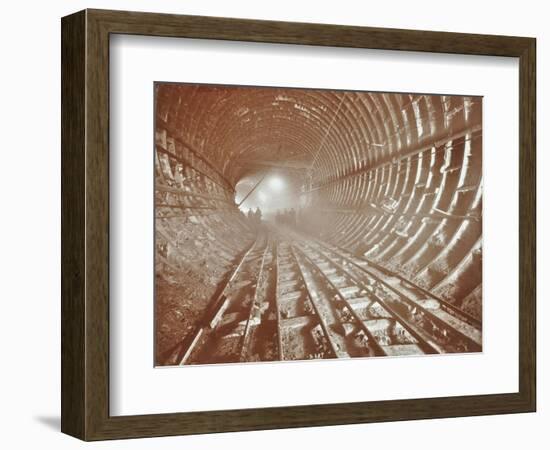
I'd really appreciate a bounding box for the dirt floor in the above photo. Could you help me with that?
[155,267,220,365]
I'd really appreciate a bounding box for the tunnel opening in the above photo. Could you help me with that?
[154,82,483,366]
[235,172,302,222]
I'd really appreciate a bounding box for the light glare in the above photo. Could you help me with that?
[268,176,285,191]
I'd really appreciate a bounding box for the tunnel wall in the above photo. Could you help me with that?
[154,84,483,340]
[154,121,254,360]
[301,94,482,318]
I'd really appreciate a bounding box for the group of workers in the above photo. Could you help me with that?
[246,207,263,228]
[245,207,298,229]
[275,208,297,227]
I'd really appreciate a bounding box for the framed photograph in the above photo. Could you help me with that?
[61,9,536,440]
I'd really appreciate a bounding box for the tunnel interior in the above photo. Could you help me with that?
[154,83,482,365]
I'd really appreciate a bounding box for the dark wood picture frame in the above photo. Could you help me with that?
[61,8,536,441]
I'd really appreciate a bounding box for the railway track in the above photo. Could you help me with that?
[165,227,482,366]
[333,244,482,330]
[275,241,337,361]
[239,235,278,363]
[164,230,273,365]
[290,242,432,357]
[292,238,482,354]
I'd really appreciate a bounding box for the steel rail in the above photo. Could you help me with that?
[292,244,431,356]
[162,234,262,365]
[307,241,481,352]
[287,245,341,359]
[273,240,284,360]
[305,234,482,330]
[293,244,388,357]
[239,235,272,361]
[317,241,482,330]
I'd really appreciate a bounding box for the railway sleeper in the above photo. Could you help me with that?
[313,243,481,352]
[381,343,425,356]
[325,274,348,287]
[339,285,361,299]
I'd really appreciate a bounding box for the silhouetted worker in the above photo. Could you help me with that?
[254,207,262,226]
[285,208,292,226]
[289,208,296,227]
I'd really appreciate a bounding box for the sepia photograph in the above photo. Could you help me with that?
[154,83,483,366]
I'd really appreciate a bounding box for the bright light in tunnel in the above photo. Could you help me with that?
[257,191,267,203]
[268,176,285,192]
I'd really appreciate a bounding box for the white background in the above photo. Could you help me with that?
[0,0,547,449]
[111,35,518,416]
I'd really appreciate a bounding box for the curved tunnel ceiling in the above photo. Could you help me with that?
[156,83,479,187]
[154,82,483,364]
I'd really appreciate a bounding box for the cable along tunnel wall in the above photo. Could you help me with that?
[154,83,483,365]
